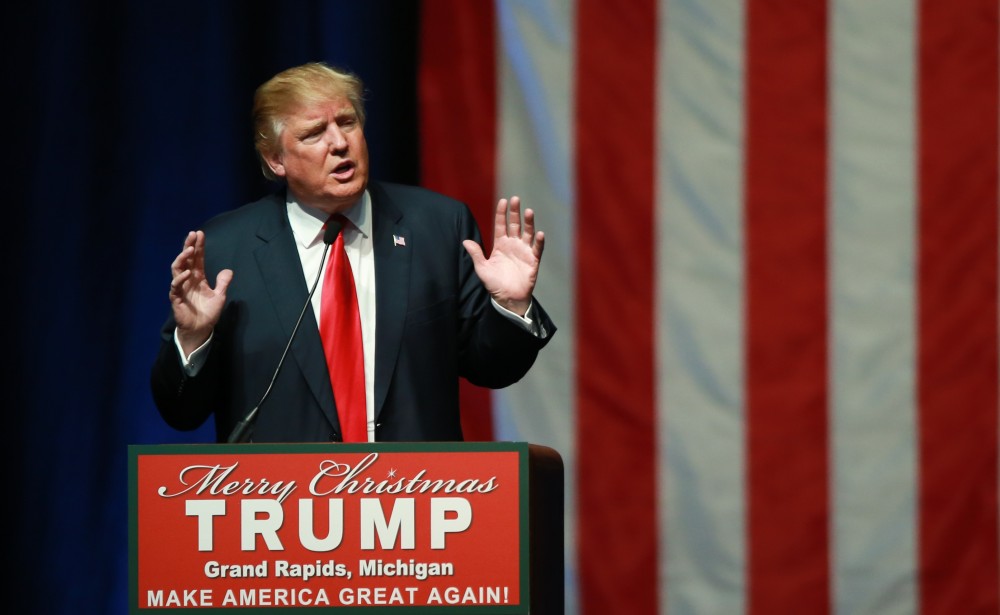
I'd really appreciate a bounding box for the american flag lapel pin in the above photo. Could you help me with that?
[392,234,406,247]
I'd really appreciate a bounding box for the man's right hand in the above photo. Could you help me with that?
[169,230,233,356]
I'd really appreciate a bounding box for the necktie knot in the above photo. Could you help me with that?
[323,214,350,246]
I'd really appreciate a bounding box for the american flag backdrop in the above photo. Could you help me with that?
[418,1,999,613]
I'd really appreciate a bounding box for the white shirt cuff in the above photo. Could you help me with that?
[490,298,547,338]
[174,329,213,377]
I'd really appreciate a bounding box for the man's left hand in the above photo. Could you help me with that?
[463,196,545,317]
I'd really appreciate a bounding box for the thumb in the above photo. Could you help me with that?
[215,269,234,294]
[462,240,487,268]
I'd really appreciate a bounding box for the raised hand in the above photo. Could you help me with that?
[463,196,545,316]
[169,230,233,354]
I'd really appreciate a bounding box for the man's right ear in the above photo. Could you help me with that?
[263,150,286,178]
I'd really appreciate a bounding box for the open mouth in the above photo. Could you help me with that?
[331,161,355,180]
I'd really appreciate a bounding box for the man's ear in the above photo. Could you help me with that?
[264,149,286,178]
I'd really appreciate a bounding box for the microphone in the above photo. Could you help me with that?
[227,218,344,443]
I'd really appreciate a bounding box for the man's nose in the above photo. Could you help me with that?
[327,127,348,152]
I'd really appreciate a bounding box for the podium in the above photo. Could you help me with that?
[128,442,563,613]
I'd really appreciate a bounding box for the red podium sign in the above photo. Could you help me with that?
[128,442,535,613]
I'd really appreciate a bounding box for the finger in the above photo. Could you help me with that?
[172,231,201,276]
[507,196,522,237]
[493,198,509,241]
[533,231,545,260]
[170,244,195,277]
[192,230,207,273]
[522,208,536,243]
[169,269,193,297]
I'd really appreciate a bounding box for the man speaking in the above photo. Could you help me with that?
[150,62,555,443]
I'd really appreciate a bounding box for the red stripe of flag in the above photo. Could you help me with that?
[418,0,497,441]
[744,2,831,613]
[918,1,1000,612]
[574,0,659,612]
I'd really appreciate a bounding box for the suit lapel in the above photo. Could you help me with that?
[371,183,411,420]
[252,196,338,431]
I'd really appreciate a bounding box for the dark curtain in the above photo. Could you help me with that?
[7,2,421,612]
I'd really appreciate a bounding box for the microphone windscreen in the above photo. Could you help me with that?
[323,218,344,245]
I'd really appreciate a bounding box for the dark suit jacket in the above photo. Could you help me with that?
[150,181,555,442]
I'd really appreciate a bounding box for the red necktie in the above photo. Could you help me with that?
[319,215,367,442]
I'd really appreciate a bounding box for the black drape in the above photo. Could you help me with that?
[7,2,421,612]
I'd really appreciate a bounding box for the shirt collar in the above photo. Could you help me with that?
[286,190,372,248]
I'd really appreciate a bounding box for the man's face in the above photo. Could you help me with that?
[265,95,369,213]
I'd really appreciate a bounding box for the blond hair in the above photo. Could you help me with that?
[252,62,366,181]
